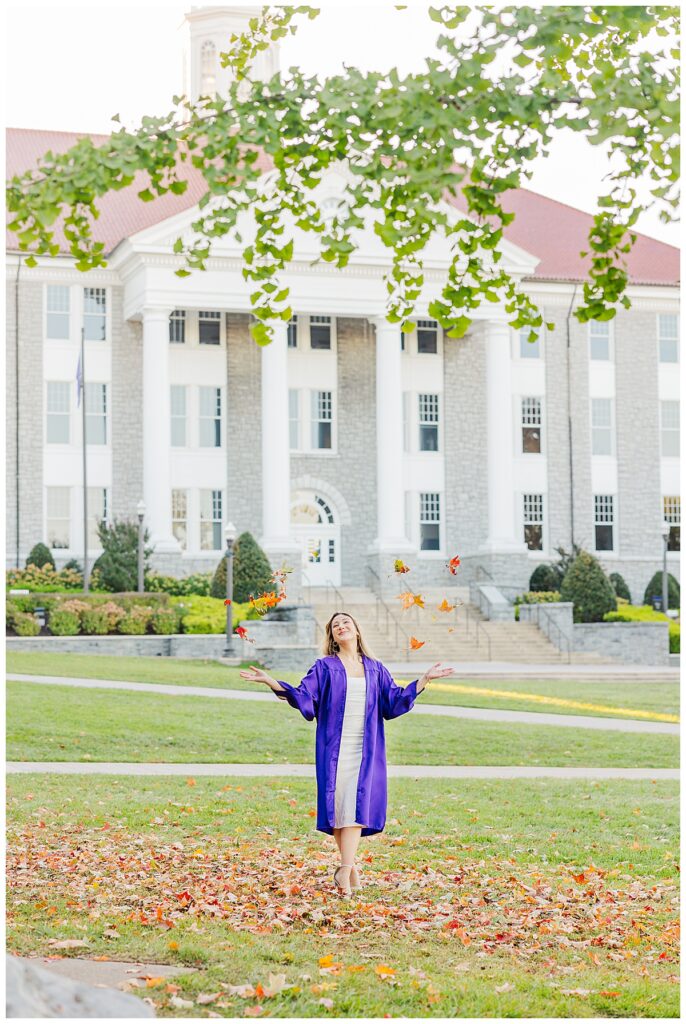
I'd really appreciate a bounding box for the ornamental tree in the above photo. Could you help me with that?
[6,5,679,346]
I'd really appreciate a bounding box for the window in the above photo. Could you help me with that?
[170,386,187,447]
[328,538,335,564]
[419,492,440,550]
[519,326,540,359]
[523,493,544,551]
[200,489,222,550]
[417,319,438,354]
[169,310,186,344]
[661,400,680,456]
[289,389,299,449]
[310,315,331,349]
[46,382,70,444]
[287,315,298,348]
[589,320,611,360]
[591,398,614,456]
[402,392,410,453]
[658,314,679,363]
[200,39,217,96]
[87,487,108,549]
[46,286,70,339]
[83,287,106,341]
[172,490,188,550]
[418,393,439,451]
[400,330,406,352]
[311,390,332,449]
[521,397,542,453]
[594,495,615,551]
[664,496,680,552]
[199,386,222,447]
[199,310,221,345]
[47,486,70,549]
[85,383,107,445]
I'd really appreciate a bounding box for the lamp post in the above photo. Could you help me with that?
[136,500,146,594]
[660,520,670,615]
[224,521,237,657]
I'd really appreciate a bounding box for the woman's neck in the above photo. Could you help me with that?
[336,641,361,661]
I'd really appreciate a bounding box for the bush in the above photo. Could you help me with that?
[58,599,91,623]
[174,596,259,634]
[609,572,632,603]
[118,607,153,635]
[97,601,127,631]
[150,607,182,634]
[26,543,55,570]
[643,571,680,611]
[528,564,563,592]
[91,519,153,592]
[81,608,111,635]
[48,610,81,636]
[6,564,83,592]
[145,571,213,597]
[560,550,617,623]
[211,532,274,603]
[6,601,20,630]
[513,591,561,622]
[604,604,680,654]
[64,558,83,574]
[13,611,41,636]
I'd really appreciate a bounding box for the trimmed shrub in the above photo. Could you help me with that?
[64,558,83,574]
[215,532,274,603]
[118,606,153,635]
[145,571,213,597]
[150,607,182,634]
[48,610,81,636]
[175,596,259,634]
[6,601,20,630]
[605,604,680,654]
[560,550,617,623]
[98,601,127,631]
[81,608,111,635]
[26,543,55,570]
[91,519,153,593]
[528,564,562,593]
[58,599,90,623]
[643,571,680,611]
[13,611,41,636]
[513,591,561,622]
[609,572,632,603]
[6,564,83,592]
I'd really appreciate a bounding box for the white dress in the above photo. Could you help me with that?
[334,668,367,828]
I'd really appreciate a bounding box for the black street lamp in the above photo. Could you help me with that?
[660,520,670,615]
[224,521,237,657]
[136,500,146,594]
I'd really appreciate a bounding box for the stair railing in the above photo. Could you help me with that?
[534,606,572,664]
[365,565,415,659]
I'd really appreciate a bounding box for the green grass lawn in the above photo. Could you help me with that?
[6,652,679,720]
[6,774,679,1018]
[7,680,679,767]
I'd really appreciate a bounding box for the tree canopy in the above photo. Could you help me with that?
[6,5,679,345]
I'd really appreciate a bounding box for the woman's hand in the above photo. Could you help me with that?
[418,662,455,688]
[239,665,279,689]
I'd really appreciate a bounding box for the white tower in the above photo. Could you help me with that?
[180,6,281,104]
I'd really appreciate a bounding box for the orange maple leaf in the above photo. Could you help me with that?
[397,591,425,610]
[447,555,461,575]
[409,637,426,649]
[393,559,411,574]
[437,598,455,612]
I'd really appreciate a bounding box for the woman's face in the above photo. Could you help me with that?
[331,614,357,644]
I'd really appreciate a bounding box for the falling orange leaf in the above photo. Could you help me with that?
[393,559,411,574]
[235,626,256,644]
[409,637,425,649]
[437,598,455,612]
[397,591,425,610]
[447,555,461,575]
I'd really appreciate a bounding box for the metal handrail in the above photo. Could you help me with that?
[534,605,572,664]
[365,565,415,658]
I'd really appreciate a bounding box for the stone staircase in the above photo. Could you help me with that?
[303,585,614,665]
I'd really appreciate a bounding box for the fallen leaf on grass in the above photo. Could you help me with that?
[318,997,334,1009]
[560,988,592,997]
[47,938,89,949]
[197,992,223,1004]
[169,995,194,1008]
[495,982,514,993]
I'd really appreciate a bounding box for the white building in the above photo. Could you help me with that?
[5,6,681,603]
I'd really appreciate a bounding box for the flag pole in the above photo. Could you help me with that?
[79,326,89,594]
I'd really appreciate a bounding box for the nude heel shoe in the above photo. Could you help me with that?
[350,864,362,891]
[333,863,354,898]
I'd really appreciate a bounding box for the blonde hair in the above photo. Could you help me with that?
[321,610,376,660]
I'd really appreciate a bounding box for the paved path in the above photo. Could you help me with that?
[8,674,678,734]
[385,662,679,678]
[12,955,195,990]
[7,762,679,780]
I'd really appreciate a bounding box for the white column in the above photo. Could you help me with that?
[142,307,179,553]
[481,318,528,552]
[261,320,294,548]
[369,317,414,553]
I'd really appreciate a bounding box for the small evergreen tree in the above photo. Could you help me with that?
[552,543,582,585]
[233,532,274,604]
[560,549,617,623]
[609,572,632,603]
[529,563,563,593]
[64,557,83,574]
[90,519,153,592]
[25,543,55,570]
[643,571,680,610]
[210,553,228,600]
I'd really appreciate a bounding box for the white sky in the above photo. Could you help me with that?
[4,1,680,246]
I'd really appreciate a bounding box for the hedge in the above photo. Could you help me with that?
[604,604,680,654]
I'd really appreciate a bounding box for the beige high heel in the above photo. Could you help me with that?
[350,864,362,891]
[333,863,354,897]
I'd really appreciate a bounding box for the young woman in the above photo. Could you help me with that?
[239,610,454,898]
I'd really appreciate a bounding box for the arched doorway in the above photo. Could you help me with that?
[291,490,341,587]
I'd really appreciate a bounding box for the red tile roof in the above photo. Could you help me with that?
[6,127,679,286]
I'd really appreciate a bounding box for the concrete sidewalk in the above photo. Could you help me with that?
[7,674,678,733]
[7,761,679,780]
[385,662,679,678]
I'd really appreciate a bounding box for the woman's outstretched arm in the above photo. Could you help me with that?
[239,661,321,722]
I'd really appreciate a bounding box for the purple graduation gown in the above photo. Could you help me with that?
[273,654,421,837]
